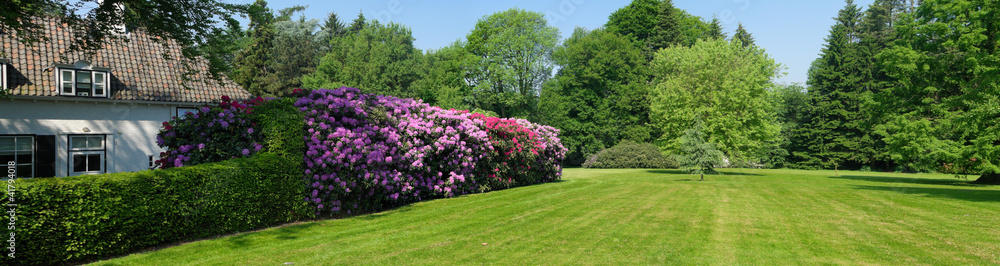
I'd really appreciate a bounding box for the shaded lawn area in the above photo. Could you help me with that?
[93,168,1000,265]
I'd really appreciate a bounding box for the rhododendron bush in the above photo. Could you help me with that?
[299,87,566,214]
[158,87,566,216]
[157,96,267,168]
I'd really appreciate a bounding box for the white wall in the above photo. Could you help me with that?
[0,97,198,177]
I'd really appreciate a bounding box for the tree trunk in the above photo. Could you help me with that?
[973,172,1000,184]
[700,173,704,181]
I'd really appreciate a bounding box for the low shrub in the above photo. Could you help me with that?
[0,153,311,265]
[583,141,677,169]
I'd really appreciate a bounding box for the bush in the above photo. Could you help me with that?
[0,153,311,265]
[583,141,677,169]
[297,88,494,214]
[156,95,268,168]
[296,87,566,215]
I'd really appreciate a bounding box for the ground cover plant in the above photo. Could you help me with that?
[95,168,1000,265]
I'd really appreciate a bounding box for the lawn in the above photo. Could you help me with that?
[93,168,1000,265]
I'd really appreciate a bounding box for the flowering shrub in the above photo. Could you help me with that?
[156,95,267,168]
[297,87,494,214]
[582,141,678,169]
[470,115,567,190]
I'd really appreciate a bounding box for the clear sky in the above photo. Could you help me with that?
[226,0,874,86]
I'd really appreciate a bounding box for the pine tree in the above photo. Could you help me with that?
[732,22,755,48]
[678,117,723,181]
[705,16,725,40]
[650,0,683,50]
[348,11,367,34]
[790,0,869,169]
[231,0,275,97]
[323,11,346,38]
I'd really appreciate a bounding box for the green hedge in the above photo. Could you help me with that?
[0,152,311,265]
[252,97,306,160]
[582,141,678,169]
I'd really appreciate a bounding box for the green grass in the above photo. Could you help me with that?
[93,168,1000,265]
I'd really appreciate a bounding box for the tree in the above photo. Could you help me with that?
[705,16,726,40]
[303,21,424,99]
[677,117,724,181]
[768,84,809,168]
[347,11,367,34]
[539,27,655,165]
[462,8,559,119]
[650,38,782,164]
[732,22,756,48]
[317,11,347,48]
[1,0,246,81]
[650,0,682,50]
[876,0,1000,183]
[411,42,473,108]
[230,0,275,97]
[789,0,868,170]
[262,7,324,96]
[606,0,660,47]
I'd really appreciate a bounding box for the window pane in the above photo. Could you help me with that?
[89,137,103,149]
[15,137,32,150]
[0,152,13,163]
[76,71,91,83]
[93,72,105,84]
[73,154,87,172]
[14,153,31,164]
[94,85,105,95]
[15,165,32,178]
[62,83,74,94]
[71,137,87,150]
[0,138,13,151]
[62,70,74,82]
[87,154,101,171]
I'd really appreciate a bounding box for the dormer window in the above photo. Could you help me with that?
[56,61,110,98]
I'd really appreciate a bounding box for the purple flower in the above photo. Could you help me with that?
[242,149,250,156]
[247,128,254,134]
[198,143,205,149]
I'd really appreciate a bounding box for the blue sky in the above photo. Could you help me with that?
[227,0,874,86]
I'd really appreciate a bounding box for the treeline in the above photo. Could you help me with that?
[783,0,999,183]
[209,0,998,180]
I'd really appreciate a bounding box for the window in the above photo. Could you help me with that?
[0,136,33,179]
[69,135,106,175]
[176,107,199,119]
[148,155,155,169]
[58,68,108,97]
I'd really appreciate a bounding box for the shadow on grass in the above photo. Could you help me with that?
[832,175,987,187]
[225,221,324,247]
[645,169,762,176]
[853,185,1000,203]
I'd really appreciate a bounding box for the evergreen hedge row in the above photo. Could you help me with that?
[0,153,310,265]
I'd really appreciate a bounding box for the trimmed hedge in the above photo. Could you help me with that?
[583,141,678,169]
[0,153,311,265]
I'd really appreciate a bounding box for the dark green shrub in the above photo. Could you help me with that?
[250,97,306,159]
[0,153,311,265]
[582,141,677,169]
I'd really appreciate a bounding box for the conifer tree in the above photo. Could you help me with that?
[678,117,723,181]
[231,0,275,96]
[650,0,683,50]
[732,22,755,48]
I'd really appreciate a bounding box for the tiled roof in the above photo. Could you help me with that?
[1,18,250,103]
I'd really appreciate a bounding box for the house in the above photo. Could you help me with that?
[1,18,251,178]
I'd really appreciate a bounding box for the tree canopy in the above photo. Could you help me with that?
[650,38,782,164]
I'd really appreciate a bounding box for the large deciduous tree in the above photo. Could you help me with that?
[539,27,655,165]
[650,38,782,164]
[876,0,1000,183]
[303,20,424,99]
[462,8,559,119]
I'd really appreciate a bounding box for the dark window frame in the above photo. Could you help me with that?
[0,134,35,179]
